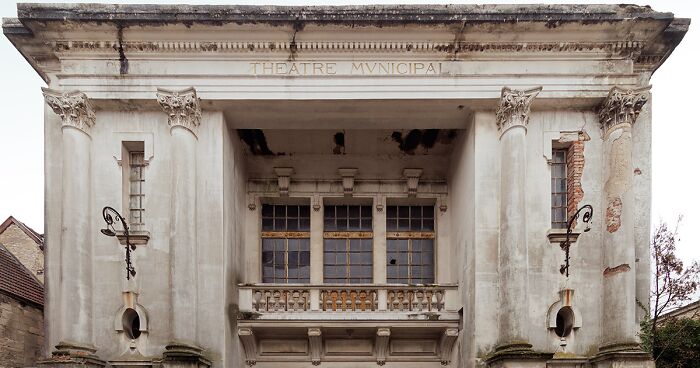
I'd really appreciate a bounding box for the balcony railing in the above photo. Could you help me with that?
[238,284,459,315]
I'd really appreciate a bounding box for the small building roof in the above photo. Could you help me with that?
[0,242,43,306]
[0,215,44,250]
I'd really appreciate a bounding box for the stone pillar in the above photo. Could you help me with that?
[40,89,103,367]
[157,87,210,367]
[491,86,541,359]
[594,86,652,366]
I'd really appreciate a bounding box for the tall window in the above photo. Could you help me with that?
[551,149,568,229]
[386,205,435,284]
[261,204,311,283]
[323,205,373,283]
[128,151,146,229]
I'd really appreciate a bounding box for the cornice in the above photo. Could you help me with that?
[47,39,647,56]
[42,88,95,135]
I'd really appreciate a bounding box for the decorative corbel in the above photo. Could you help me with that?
[402,168,423,197]
[237,328,257,366]
[438,328,459,365]
[274,167,294,196]
[376,195,385,213]
[42,88,96,135]
[338,168,358,197]
[439,196,448,213]
[375,328,391,366]
[308,328,322,366]
[247,193,257,211]
[597,86,651,139]
[496,86,542,138]
[312,194,321,212]
[156,87,202,137]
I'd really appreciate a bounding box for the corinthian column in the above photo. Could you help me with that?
[494,86,541,353]
[597,86,650,354]
[157,87,209,366]
[41,89,103,366]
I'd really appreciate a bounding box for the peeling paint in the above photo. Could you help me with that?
[390,129,455,154]
[605,196,622,233]
[238,129,275,155]
[333,131,345,155]
[603,263,630,277]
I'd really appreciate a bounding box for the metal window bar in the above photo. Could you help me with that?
[386,205,435,284]
[128,151,145,228]
[551,149,568,229]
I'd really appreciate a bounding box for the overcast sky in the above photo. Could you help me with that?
[0,0,698,265]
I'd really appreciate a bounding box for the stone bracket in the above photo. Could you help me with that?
[375,328,391,366]
[308,328,323,366]
[438,328,459,365]
[238,328,257,366]
[402,168,423,197]
[274,167,294,196]
[338,168,358,197]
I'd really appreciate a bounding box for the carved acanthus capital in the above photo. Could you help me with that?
[156,87,202,136]
[42,88,95,135]
[496,86,542,137]
[598,86,650,137]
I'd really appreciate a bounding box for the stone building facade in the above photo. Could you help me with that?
[2,3,689,368]
[0,242,45,367]
[0,216,45,283]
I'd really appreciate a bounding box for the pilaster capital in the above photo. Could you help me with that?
[156,87,202,136]
[598,86,651,138]
[42,88,95,135]
[496,86,542,137]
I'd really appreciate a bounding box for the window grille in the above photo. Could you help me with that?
[551,149,568,229]
[386,205,435,284]
[128,151,146,229]
[261,204,311,283]
[323,205,373,283]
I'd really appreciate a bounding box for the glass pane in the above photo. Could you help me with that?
[299,218,310,231]
[287,206,298,217]
[262,204,273,217]
[349,205,360,218]
[399,206,409,218]
[262,218,273,230]
[361,205,372,217]
[274,219,285,231]
[262,239,274,252]
[398,219,410,231]
[387,205,397,218]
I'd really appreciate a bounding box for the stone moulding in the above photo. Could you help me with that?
[496,86,542,137]
[598,86,651,138]
[156,87,202,137]
[42,88,95,135]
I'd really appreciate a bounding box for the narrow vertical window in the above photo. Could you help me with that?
[128,151,146,229]
[551,149,568,229]
[386,205,435,284]
[261,204,311,283]
[323,205,373,283]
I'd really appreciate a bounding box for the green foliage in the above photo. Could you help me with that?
[640,316,700,368]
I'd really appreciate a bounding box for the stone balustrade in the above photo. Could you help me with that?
[239,284,458,315]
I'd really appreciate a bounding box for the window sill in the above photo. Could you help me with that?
[547,229,581,245]
[116,230,150,246]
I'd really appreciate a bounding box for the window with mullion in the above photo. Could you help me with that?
[261,204,311,283]
[323,205,373,283]
[386,205,435,284]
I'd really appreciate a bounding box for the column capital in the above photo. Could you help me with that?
[156,87,202,136]
[598,86,651,138]
[496,86,542,137]
[42,88,95,135]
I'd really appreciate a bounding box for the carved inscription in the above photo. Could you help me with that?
[249,61,443,76]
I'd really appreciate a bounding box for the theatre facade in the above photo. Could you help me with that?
[2,3,689,368]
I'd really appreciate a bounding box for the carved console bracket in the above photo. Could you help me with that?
[308,328,323,366]
[274,167,294,197]
[156,87,202,137]
[238,328,257,366]
[496,86,542,138]
[597,86,651,139]
[338,168,358,197]
[375,328,391,366]
[439,328,459,365]
[42,88,96,135]
[402,168,423,197]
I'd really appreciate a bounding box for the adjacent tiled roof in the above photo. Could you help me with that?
[0,215,44,250]
[0,242,43,306]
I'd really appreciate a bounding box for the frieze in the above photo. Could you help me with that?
[42,88,95,135]
[156,87,202,137]
[598,86,651,137]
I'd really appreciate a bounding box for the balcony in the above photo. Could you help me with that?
[237,284,460,366]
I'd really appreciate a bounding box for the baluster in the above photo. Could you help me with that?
[415,290,425,311]
[253,290,262,312]
[435,290,444,311]
[290,290,299,311]
[332,290,339,311]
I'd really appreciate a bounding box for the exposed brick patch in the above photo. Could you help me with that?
[566,140,585,221]
[605,196,622,233]
[603,263,630,277]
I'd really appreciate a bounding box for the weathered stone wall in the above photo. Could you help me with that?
[0,224,44,283]
[0,292,44,367]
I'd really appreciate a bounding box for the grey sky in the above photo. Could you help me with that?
[1,0,698,265]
